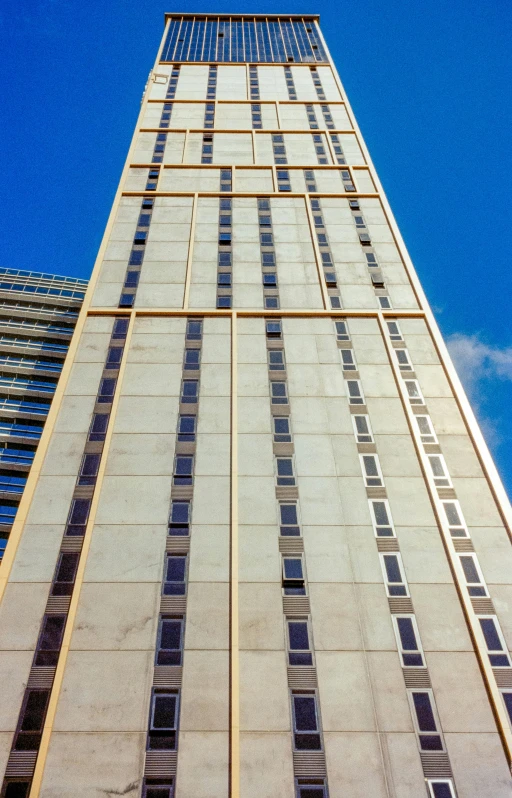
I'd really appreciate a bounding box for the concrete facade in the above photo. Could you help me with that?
[0,13,511,798]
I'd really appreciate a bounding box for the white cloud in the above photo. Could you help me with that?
[446,333,512,400]
[446,332,512,450]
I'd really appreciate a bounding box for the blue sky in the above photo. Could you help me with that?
[1,0,511,495]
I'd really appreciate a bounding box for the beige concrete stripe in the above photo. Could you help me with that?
[230,310,240,798]
[304,196,329,310]
[378,313,512,766]
[183,192,198,310]
[29,311,136,797]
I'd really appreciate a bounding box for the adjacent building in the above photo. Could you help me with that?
[0,269,87,559]
[0,13,511,798]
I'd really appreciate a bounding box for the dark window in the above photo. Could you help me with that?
[430,784,454,798]
[157,618,184,666]
[217,296,232,308]
[177,415,196,442]
[292,694,321,750]
[98,377,116,403]
[112,318,129,339]
[66,498,91,536]
[280,503,300,536]
[479,618,510,666]
[4,783,30,798]
[119,293,135,308]
[89,413,109,441]
[163,555,187,596]
[169,501,190,536]
[271,382,288,405]
[77,453,100,486]
[412,692,443,750]
[142,781,173,798]
[383,554,407,596]
[277,457,295,486]
[396,617,424,666]
[218,273,232,286]
[283,557,305,595]
[35,615,66,666]
[186,320,202,340]
[288,620,313,666]
[268,350,285,370]
[52,552,79,596]
[502,692,512,724]
[148,691,178,750]
[106,347,123,368]
[181,380,198,403]
[372,501,394,537]
[174,455,193,485]
[297,785,326,798]
[184,349,200,370]
[15,689,50,751]
[273,416,291,443]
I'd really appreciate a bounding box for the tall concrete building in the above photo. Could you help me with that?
[0,269,87,560]
[1,13,511,798]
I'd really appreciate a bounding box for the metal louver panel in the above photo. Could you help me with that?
[388,597,414,613]
[420,752,452,777]
[283,596,311,614]
[279,537,304,554]
[471,598,495,614]
[27,666,56,689]
[153,666,183,688]
[160,596,187,613]
[45,595,71,613]
[287,666,318,688]
[293,750,327,777]
[376,538,399,552]
[403,668,431,688]
[5,752,38,777]
[144,751,178,778]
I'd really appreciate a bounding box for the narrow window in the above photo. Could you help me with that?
[340,349,356,371]
[296,783,327,798]
[410,691,443,751]
[186,319,202,340]
[15,689,50,751]
[97,377,116,403]
[156,618,184,666]
[271,382,288,405]
[282,557,306,595]
[441,500,468,537]
[427,781,456,798]
[381,553,408,597]
[292,693,322,750]
[173,455,193,486]
[460,554,488,597]
[369,500,395,537]
[148,691,179,749]
[184,349,200,370]
[168,501,190,536]
[268,350,285,371]
[479,617,511,666]
[396,348,413,371]
[501,691,512,725]
[65,498,91,536]
[279,503,300,537]
[334,320,350,341]
[273,417,292,443]
[177,415,196,442]
[181,380,199,404]
[276,457,296,486]
[88,413,109,442]
[51,551,79,595]
[415,415,437,444]
[404,380,424,405]
[346,379,364,405]
[35,615,66,667]
[427,455,451,487]
[393,615,425,667]
[386,320,402,341]
[142,781,173,798]
[287,619,313,666]
[266,320,282,338]
[163,555,187,596]
[352,415,373,443]
[360,454,384,487]
[77,453,100,486]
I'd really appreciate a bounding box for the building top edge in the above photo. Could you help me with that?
[0,267,88,288]
[164,13,320,22]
